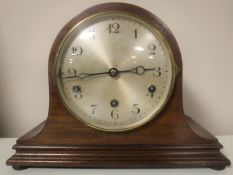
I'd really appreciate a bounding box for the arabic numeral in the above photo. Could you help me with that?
[73,85,82,99]
[91,104,97,114]
[68,68,77,77]
[111,110,119,119]
[148,44,156,55]
[71,46,83,56]
[132,104,140,114]
[153,67,161,77]
[134,28,137,39]
[108,23,120,33]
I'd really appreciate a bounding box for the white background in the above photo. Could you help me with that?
[0,0,232,137]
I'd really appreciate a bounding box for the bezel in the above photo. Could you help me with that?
[54,10,177,132]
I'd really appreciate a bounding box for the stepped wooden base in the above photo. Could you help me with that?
[7,116,230,170]
[7,144,229,170]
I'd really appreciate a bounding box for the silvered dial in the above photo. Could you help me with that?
[56,13,176,131]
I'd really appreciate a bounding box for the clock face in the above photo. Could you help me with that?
[55,13,176,131]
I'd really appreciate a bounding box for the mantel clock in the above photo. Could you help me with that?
[7,3,230,170]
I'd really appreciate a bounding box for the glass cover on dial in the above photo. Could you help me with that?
[56,13,176,131]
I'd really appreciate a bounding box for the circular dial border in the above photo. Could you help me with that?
[54,7,178,132]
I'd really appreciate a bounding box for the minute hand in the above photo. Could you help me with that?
[74,71,109,79]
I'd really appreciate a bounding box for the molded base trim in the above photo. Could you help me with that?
[7,144,230,169]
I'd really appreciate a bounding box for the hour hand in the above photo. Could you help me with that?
[120,66,156,75]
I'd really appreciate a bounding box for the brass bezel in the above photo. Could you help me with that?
[54,11,177,132]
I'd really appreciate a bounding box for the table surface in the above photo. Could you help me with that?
[0,136,232,175]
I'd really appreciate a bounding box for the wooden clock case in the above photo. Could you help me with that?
[7,2,230,170]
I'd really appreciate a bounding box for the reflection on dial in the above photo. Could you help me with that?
[56,13,175,131]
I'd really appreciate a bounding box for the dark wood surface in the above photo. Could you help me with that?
[6,2,230,170]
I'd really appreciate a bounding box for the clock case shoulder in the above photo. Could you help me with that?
[6,2,230,170]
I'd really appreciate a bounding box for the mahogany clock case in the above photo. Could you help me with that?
[6,3,230,170]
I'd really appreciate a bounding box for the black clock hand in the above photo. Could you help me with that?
[61,71,110,79]
[119,66,156,75]
[61,66,157,79]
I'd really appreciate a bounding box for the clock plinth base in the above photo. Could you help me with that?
[7,116,230,170]
[7,145,230,170]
